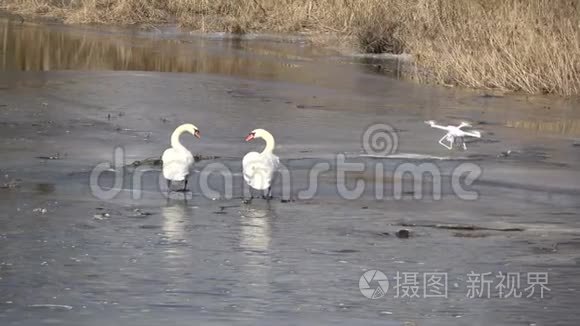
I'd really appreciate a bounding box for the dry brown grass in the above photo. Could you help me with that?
[405,0,580,96]
[3,0,580,96]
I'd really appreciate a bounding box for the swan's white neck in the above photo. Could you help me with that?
[171,125,189,151]
[260,132,275,154]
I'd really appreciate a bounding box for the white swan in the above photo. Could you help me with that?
[161,123,200,192]
[425,120,481,150]
[242,129,280,202]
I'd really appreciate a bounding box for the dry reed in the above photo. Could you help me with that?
[3,0,579,96]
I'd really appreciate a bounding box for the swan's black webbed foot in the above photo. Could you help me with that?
[243,196,253,204]
[262,187,273,200]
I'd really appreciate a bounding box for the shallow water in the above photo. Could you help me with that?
[1,17,580,326]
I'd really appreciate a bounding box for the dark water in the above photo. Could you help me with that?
[1,17,580,326]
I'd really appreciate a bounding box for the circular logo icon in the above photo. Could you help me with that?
[359,269,389,299]
[362,123,399,156]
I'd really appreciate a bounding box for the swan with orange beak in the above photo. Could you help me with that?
[161,123,200,192]
[242,128,280,203]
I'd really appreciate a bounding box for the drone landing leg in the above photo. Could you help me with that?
[438,134,452,150]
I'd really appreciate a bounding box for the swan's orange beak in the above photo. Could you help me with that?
[194,130,201,138]
[245,133,255,141]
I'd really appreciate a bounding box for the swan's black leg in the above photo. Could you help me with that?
[167,179,172,193]
[263,186,272,201]
[183,178,188,192]
[243,189,254,204]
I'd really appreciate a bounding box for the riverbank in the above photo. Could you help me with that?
[3,0,580,96]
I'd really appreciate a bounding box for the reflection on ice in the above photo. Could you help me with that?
[239,205,273,252]
[238,205,274,311]
[161,201,189,256]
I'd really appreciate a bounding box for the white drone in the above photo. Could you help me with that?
[424,120,482,150]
